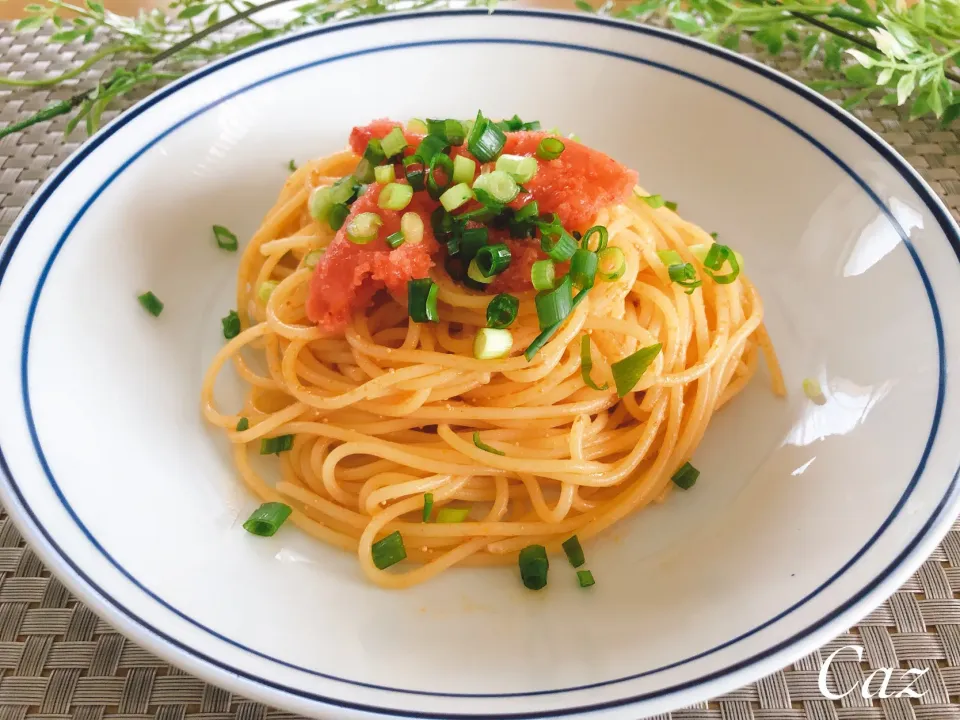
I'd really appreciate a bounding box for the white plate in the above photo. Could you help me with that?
[1,9,959,719]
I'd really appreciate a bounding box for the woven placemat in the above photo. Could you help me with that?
[3,20,960,720]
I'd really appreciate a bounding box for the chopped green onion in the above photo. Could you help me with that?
[422,492,434,522]
[472,170,519,204]
[401,212,424,245]
[373,164,395,184]
[531,259,556,291]
[540,228,577,262]
[432,207,459,241]
[308,186,333,222]
[466,111,507,162]
[436,507,471,523]
[378,183,413,211]
[473,430,506,455]
[221,309,240,339]
[664,201,678,212]
[580,336,609,391]
[524,289,589,361]
[242,502,292,537]
[486,293,519,329]
[518,544,549,590]
[536,137,565,160]
[408,278,439,323]
[671,461,700,490]
[475,243,511,277]
[495,154,538,183]
[371,530,406,569]
[402,156,426,191]
[467,258,495,285]
[415,134,449,166]
[561,535,586,568]
[577,570,595,588]
[386,231,405,249]
[288,159,297,172]
[427,118,465,146]
[427,153,455,200]
[329,177,361,205]
[439,182,473,212]
[236,417,249,431]
[637,193,665,208]
[535,274,573,330]
[213,225,238,251]
[257,280,278,304]
[304,250,325,269]
[355,138,386,183]
[597,247,626,281]
[700,243,741,284]
[407,118,428,134]
[803,378,827,405]
[138,291,164,317]
[689,243,744,269]
[580,225,608,253]
[668,263,702,294]
[570,248,598,289]
[657,249,683,266]
[514,201,540,223]
[346,212,382,244]
[452,155,476,185]
[259,434,294,455]
[710,231,719,240]
[328,203,350,231]
[381,126,408,158]
[611,343,662,397]
[474,328,513,360]
[458,227,489,261]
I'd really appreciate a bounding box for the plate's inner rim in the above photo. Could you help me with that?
[0,9,957,717]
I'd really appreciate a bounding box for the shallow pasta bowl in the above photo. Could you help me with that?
[1,8,959,719]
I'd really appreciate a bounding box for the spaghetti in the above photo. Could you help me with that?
[201,117,784,589]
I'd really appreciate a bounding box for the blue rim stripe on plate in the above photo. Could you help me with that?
[0,10,957,718]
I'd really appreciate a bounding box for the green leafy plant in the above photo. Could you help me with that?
[1,0,959,140]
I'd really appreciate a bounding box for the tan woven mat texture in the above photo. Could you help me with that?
[4,19,960,719]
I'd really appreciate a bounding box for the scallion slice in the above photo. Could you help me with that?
[288,159,297,172]
[535,274,573,330]
[452,155,476,185]
[700,243,741,284]
[474,328,513,360]
[540,228,577,262]
[486,293,519,329]
[422,492,434,522]
[536,137,565,160]
[467,258,495,285]
[439,182,473,212]
[524,289,589,361]
[408,278,439,323]
[473,430,506,455]
[475,243,512,277]
[386,231,405,249]
[495,154,538,183]
[561,535,586,568]
[407,118,428,134]
[346,212,382,244]
[671,461,700,490]
[257,280,278,304]
[580,336,608,391]
[328,203,350,231]
[637,192,665,208]
[668,263,702,294]
[242,502,292,537]
[304,249,324,269]
[577,570,595,588]
[436,507,470,523]
[308,187,333,223]
[513,201,540,223]
[374,164,395,184]
[329,177,360,205]
[518,544,549,590]
[402,156,426,191]
[472,170,519,204]
[597,247,626,281]
[415,134,449,166]
[427,153,455,200]
[138,291,164,317]
[580,225,608,253]
[531,259,556,291]
[401,212,424,245]
[378,183,413,211]
[427,118,466,146]
[611,343,662,397]
[259,434,294,455]
[458,227,489,261]
[213,225,238,251]
[221,309,240,339]
[372,530,406,569]
[657,249,683,266]
[381,126,408,158]
[570,248,598,289]
[236,418,250,432]
[665,201,678,212]
[466,111,507,162]
[355,138,386,183]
